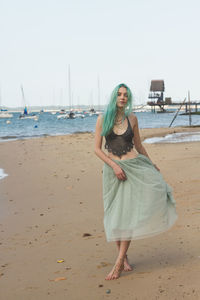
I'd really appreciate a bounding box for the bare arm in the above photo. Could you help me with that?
[132,114,160,171]
[94,115,127,181]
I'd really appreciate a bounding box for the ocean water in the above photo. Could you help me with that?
[0,111,200,142]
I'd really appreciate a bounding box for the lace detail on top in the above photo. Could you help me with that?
[105,117,134,158]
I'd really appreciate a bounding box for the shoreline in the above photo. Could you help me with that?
[1,125,200,144]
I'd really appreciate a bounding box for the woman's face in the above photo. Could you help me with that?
[116,86,128,109]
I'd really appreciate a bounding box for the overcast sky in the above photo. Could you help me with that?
[0,0,200,107]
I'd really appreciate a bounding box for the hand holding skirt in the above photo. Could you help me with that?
[103,154,178,242]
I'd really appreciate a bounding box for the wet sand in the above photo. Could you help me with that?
[0,127,200,300]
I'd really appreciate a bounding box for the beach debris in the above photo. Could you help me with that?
[82,233,92,237]
[106,289,111,294]
[49,277,67,282]
[40,213,44,216]
[192,211,200,214]
[98,284,103,287]
[57,259,64,263]
[79,202,83,204]
[65,267,71,270]
[97,262,111,269]
[66,186,73,190]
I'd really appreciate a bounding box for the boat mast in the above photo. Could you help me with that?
[188,90,191,126]
[90,90,93,108]
[60,88,63,107]
[0,85,2,109]
[21,85,26,107]
[97,76,100,111]
[68,65,72,110]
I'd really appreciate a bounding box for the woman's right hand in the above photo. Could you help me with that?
[113,164,127,181]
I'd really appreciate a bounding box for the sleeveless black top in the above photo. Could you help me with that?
[105,117,134,158]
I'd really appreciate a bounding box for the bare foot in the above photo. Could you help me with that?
[105,257,124,280]
[123,254,133,271]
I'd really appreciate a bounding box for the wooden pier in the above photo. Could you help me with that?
[147,80,200,114]
[147,101,200,113]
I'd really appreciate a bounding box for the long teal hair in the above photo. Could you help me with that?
[101,83,133,136]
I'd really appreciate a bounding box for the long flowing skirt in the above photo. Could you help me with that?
[102,154,178,242]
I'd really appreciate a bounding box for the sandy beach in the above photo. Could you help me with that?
[0,127,200,300]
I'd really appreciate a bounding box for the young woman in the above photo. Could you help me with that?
[94,83,177,280]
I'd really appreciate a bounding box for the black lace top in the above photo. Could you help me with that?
[105,117,134,158]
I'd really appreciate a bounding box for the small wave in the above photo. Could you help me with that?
[0,131,94,142]
[0,133,51,142]
[144,131,200,143]
[0,135,18,140]
[0,168,8,180]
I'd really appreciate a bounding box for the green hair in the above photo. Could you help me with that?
[101,83,133,136]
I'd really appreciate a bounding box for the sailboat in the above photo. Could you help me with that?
[0,87,13,118]
[88,77,101,116]
[57,65,76,120]
[19,85,38,120]
[0,111,13,119]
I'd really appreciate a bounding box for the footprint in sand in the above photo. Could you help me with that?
[97,262,112,269]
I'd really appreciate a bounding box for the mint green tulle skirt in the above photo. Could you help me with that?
[102,154,178,242]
